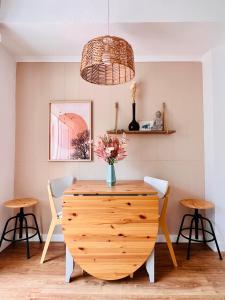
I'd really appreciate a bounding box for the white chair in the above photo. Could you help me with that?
[144,176,178,267]
[40,176,74,264]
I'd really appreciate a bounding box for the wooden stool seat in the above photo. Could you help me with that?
[180,199,214,210]
[4,198,38,209]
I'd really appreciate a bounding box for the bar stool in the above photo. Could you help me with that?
[0,198,42,258]
[176,199,222,260]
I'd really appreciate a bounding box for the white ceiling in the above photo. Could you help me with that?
[0,0,224,61]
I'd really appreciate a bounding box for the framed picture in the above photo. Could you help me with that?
[49,100,92,161]
[139,120,154,131]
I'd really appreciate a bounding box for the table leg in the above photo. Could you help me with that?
[65,246,75,283]
[146,249,155,283]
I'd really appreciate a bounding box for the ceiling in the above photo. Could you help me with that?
[0,0,224,61]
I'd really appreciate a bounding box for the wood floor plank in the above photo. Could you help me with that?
[0,242,224,300]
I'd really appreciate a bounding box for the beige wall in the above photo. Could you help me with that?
[0,45,16,251]
[15,62,204,236]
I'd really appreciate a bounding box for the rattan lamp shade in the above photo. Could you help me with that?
[80,35,135,85]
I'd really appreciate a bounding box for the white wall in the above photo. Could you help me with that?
[0,44,16,251]
[203,46,225,251]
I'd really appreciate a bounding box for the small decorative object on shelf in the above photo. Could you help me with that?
[140,120,154,131]
[93,133,127,186]
[114,102,119,133]
[152,110,163,130]
[128,81,140,131]
[162,102,166,131]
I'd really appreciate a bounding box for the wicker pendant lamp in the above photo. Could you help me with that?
[80,1,135,85]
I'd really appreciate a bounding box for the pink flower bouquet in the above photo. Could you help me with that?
[94,133,127,165]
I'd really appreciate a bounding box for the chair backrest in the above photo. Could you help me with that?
[47,176,75,218]
[144,176,170,220]
[50,176,74,198]
[144,176,169,199]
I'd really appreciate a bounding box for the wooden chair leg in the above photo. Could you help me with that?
[40,219,56,264]
[160,220,178,267]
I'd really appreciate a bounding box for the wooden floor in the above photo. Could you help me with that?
[0,242,224,300]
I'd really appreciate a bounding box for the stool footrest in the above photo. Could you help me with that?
[2,227,40,242]
[180,228,215,243]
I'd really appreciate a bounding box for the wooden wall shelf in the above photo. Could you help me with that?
[107,130,176,135]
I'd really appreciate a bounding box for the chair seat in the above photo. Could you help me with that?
[4,198,39,209]
[180,199,214,210]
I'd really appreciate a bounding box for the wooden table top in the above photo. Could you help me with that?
[63,180,157,195]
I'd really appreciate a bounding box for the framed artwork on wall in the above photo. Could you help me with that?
[49,100,92,161]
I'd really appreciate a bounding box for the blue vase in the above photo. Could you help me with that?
[106,164,116,187]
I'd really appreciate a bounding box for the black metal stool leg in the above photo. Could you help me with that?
[203,217,223,260]
[28,213,42,243]
[200,216,206,245]
[23,216,30,259]
[176,214,192,244]
[19,208,24,239]
[187,217,195,260]
[194,209,199,240]
[0,215,17,247]
[12,215,19,242]
[1,207,42,259]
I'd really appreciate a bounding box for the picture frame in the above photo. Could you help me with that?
[139,120,154,131]
[49,100,92,161]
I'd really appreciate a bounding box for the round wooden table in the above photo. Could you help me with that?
[62,180,159,281]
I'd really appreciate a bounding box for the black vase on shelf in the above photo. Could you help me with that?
[128,102,140,131]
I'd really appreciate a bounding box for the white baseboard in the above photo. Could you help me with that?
[159,234,225,252]
[8,233,225,253]
[157,234,178,243]
[207,241,225,252]
[15,233,64,242]
[29,233,192,243]
[28,233,180,243]
[41,233,64,242]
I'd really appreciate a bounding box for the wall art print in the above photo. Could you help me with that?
[49,100,92,161]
